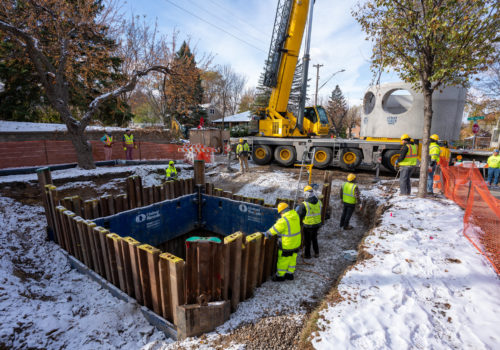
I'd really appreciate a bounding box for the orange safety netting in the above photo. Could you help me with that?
[436,160,500,274]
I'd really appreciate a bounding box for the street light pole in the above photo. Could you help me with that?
[318,68,346,92]
[313,63,324,106]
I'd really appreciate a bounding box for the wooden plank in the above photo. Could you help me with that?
[159,253,185,324]
[239,239,249,301]
[126,176,136,209]
[107,233,127,292]
[262,235,277,283]
[83,221,99,274]
[136,244,162,313]
[119,237,135,298]
[69,214,83,262]
[256,233,266,287]
[184,239,198,304]
[36,168,53,232]
[245,233,262,298]
[100,195,111,217]
[56,207,70,252]
[71,196,82,217]
[94,227,112,282]
[224,233,242,311]
[91,199,100,219]
[83,200,93,220]
[107,195,116,215]
[153,185,162,203]
[134,176,143,207]
[123,237,143,304]
[105,233,120,286]
[160,184,167,201]
[196,242,215,302]
[45,186,60,244]
[63,211,78,258]
[75,217,91,267]
[142,186,151,206]
[167,254,185,325]
[168,181,175,199]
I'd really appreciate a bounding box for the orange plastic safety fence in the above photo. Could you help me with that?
[439,160,500,274]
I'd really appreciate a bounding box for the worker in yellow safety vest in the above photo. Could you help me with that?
[395,134,418,195]
[122,129,136,160]
[427,134,441,194]
[265,202,301,282]
[296,185,322,259]
[487,149,500,187]
[340,173,360,230]
[100,129,114,161]
[165,161,178,181]
[236,138,250,173]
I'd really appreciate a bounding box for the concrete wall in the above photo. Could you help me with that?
[360,82,466,141]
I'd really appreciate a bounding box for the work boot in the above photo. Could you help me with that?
[285,273,294,281]
[303,254,311,259]
[314,253,319,258]
[343,225,353,230]
[272,275,285,282]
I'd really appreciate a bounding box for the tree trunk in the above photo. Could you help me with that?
[67,123,96,169]
[418,86,433,198]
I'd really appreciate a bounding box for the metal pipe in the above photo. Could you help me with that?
[296,0,315,133]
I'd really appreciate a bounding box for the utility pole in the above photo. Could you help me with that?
[313,63,323,106]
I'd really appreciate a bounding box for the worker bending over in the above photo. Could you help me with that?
[296,186,322,259]
[265,203,301,282]
[395,134,418,195]
[339,174,360,230]
[236,138,250,173]
[427,134,441,194]
[165,161,178,181]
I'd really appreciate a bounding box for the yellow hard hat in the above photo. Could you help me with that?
[430,134,439,141]
[277,202,289,214]
[347,173,356,182]
[400,134,410,140]
[304,185,313,192]
[239,138,244,143]
[169,160,174,165]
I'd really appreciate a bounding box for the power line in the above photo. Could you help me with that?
[206,0,269,37]
[163,0,267,54]
[189,0,266,44]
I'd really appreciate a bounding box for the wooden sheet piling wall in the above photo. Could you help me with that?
[38,169,333,329]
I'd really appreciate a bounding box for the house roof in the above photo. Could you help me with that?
[212,111,252,123]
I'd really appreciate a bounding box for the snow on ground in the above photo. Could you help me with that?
[0,196,169,349]
[0,163,194,185]
[1,162,499,349]
[0,120,131,133]
[313,188,500,350]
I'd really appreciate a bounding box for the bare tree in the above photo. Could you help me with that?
[345,105,361,138]
[213,65,247,123]
[238,87,256,112]
[0,0,172,169]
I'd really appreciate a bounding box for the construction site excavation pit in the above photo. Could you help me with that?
[35,161,379,346]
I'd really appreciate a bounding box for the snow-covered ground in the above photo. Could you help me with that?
[313,189,500,350]
[1,163,499,349]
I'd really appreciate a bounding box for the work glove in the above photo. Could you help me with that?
[123,147,127,151]
[134,145,138,149]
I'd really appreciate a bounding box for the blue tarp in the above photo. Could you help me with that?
[94,194,198,247]
[93,194,279,246]
[203,196,278,236]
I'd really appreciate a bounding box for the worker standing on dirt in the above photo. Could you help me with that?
[165,161,178,181]
[339,173,360,230]
[265,202,301,282]
[122,129,136,160]
[395,134,418,195]
[296,186,322,259]
[487,149,500,187]
[100,129,114,161]
[236,138,250,173]
[427,134,441,194]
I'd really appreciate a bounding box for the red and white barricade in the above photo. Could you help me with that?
[177,143,215,164]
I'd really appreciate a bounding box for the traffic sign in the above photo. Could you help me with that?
[467,116,485,121]
[472,123,479,134]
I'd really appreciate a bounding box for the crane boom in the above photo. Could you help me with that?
[258,0,329,138]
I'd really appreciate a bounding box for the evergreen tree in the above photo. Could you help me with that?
[326,85,348,137]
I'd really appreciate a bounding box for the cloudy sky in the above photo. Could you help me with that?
[124,0,400,106]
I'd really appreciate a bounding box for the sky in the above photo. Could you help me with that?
[123,0,400,107]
